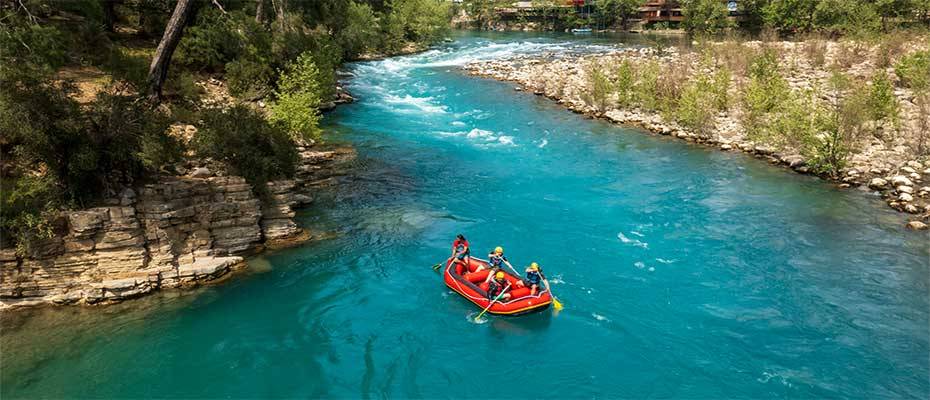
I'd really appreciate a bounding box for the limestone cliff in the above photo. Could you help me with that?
[0,146,354,309]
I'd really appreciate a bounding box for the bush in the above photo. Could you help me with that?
[742,49,791,129]
[226,59,275,99]
[895,50,930,91]
[866,71,898,123]
[193,105,298,192]
[674,71,722,134]
[613,59,636,108]
[174,8,239,70]
[270,52,324,141]
[582,61,613,112]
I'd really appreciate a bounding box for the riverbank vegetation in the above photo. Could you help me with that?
[1,0,451,254]
[579,34,930,174]
[459,0,930,36]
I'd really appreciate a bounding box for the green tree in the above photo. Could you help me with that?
[682,0,733,34]
[595,0,645,28]
[339,1,379,59]
[270,52,324,141]
[762,0,819,32]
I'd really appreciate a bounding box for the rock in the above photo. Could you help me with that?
[899,193,914,202]
[897,185,914,194]
[909,172,921,181]
[904,204,919,213]
[868,178,888,190]
[720,143,732,150]
[901,166,916,174]
[905,221,928,230]
[891,175,913,186]
[189,167,213,178]
[119,188,136,206]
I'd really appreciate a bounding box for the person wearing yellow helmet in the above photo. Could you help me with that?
[486,271,512,301]
[523,262,547,296]
[479,246,514,283]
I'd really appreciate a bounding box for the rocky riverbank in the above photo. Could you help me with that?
[464,40,930,230]
[0,145,354,310]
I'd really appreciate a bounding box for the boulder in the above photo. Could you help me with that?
[190,167,213,178]
[897,185,914,194]
[868,178,888,190]
[899,193,914,202]
[905,221,928,230]
[891,175,913,187]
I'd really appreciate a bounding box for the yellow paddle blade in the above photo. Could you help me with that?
[552,297,564,311]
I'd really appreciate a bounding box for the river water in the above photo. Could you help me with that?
[2,32,928,399]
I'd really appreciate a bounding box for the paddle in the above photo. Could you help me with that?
[543,278,563,311]
[475,282,512,321]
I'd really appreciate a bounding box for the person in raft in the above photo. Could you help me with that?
[487,271,512,302]
[523,262,546,296]
[480,246,514,282]
[450,234,470,271]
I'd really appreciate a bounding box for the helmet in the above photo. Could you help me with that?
[529,262,539,270]
[494,246,504,254]
[495,271,505,280]
[456,234,465,241]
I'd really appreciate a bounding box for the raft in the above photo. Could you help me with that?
[443,257,552,316]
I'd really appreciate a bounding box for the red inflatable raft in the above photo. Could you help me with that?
[443,257,552,315]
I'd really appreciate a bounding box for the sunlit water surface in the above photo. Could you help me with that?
[2,32,928,399]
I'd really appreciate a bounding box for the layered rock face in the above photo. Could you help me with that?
[0,146,353,309]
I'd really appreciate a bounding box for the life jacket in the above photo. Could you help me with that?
[488,254,507,267]
[452,239,469,254]
[526,270,542,285]
[487,279,508,299]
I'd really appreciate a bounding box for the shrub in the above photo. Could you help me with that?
[866,71,898,123]
[270,52,324,141]
[582,61,613,112]
[895,50,930,91]
[226,59,275,99]
[613,59,636,108]
[174,8,239,70]
[634,60,661,110]
[194,105,298,192]
[742,49,790,129]
[675,78,717,134]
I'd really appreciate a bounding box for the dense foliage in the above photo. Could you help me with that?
[0,0,452,251]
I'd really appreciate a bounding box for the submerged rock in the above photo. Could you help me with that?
[905,221,928,230]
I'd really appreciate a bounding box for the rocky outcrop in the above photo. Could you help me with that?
[0,146,354,309]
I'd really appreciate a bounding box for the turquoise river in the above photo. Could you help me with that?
[2,32,928,399]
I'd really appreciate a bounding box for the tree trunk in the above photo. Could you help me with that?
[272,0,287,31]
[256,0,265,23]
[102,0,116,32]
[147,0,196,101]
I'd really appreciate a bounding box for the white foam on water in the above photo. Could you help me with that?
[451,121,466,127]
[436,131,466,137]
[549,275,564,284]
[497,136,515,146]
[634,261,646,269]
[648,267,655,272]
[466,128,495,139]
[618,232,649,249]
[592,313,611,322]
[538,139,548,148]
[630,231,645,237]
[656,258,676,264]
[383,94,447,114]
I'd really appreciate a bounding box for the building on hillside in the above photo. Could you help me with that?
[637,0,740,24]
